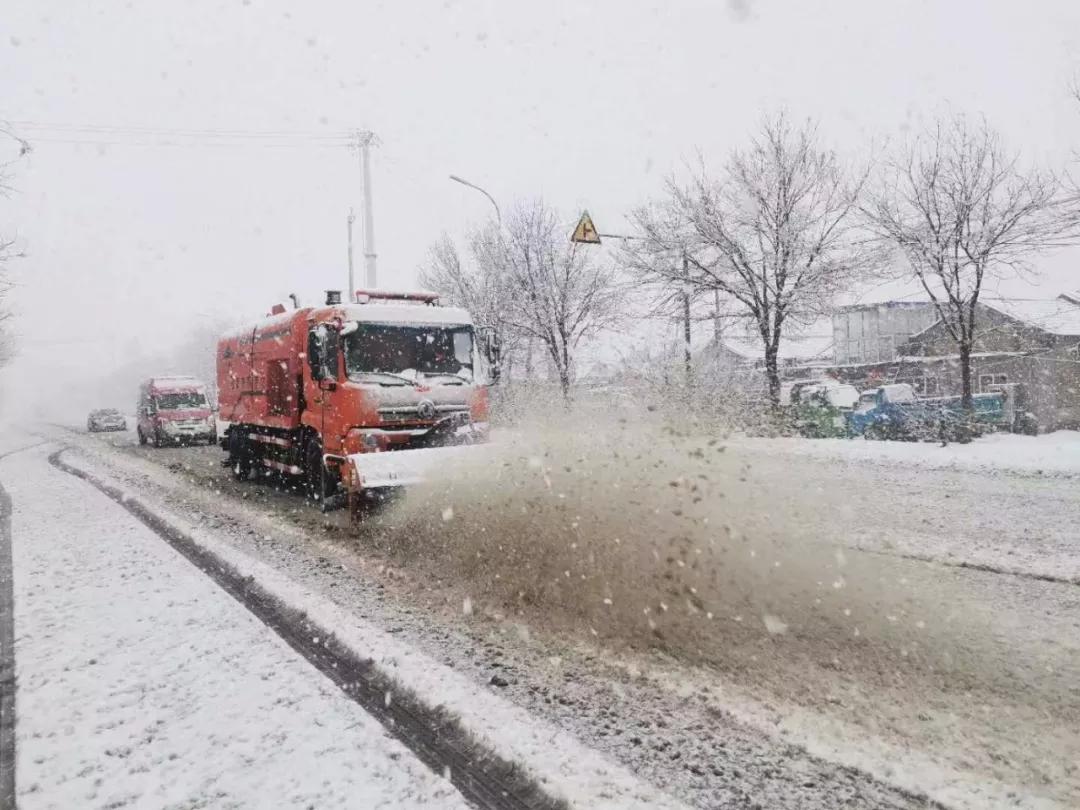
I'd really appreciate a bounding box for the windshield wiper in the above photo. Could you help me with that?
[352,371,421,387]
[421,372,469,385]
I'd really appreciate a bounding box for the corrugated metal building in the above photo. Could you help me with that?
[832,302,939,365]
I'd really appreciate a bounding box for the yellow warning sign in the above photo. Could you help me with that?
[570,210,601,244]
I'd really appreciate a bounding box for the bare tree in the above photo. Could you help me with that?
[418,228,527,379]
[864,115,1080,410]
[421,199,623,401]
[0,125,31,369]
[494,201,623,400]
[627,113,871,407]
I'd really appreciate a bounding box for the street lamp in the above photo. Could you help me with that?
[449,174,502,225]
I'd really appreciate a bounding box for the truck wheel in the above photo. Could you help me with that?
[305,440,332,503]
[137,427,147,446]
[229,432,252,480]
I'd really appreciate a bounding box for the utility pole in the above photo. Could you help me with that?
[346,208,356,299]
[682,251,693,388]
[354,130,378,288]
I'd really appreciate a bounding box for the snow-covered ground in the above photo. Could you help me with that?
[50,420,1080,810]
[12,421,1080,809]
[741,430,1080,478]
[1,441,468,810]
[1,430,691,810]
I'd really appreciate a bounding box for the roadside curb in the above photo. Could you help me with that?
[0,472,16,810]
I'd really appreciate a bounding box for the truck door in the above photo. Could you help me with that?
[307,324,340,437]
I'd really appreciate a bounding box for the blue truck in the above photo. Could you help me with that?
[845,383,1032,441]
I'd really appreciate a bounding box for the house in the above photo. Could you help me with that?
[693,331,836,402]
[831,295,1080,431]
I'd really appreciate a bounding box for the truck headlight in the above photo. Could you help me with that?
[344,428,383,455]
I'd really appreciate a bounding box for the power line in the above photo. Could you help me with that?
[6,121,358,151]
[9,120,353,140]
[23,136,351,150]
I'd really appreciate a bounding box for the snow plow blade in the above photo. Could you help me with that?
[346,444,493,490]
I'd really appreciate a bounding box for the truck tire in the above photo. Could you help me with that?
[305,440,333,503]
[137,427,147,445]
[229,431,252,481]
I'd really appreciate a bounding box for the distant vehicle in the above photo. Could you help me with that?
[845,382,1026,441]
[86,408,127,433]
[136,376,216,447]
[787,380,859,438]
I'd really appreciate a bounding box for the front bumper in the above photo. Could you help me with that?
[161,424,216,441]
[90,422,126,432]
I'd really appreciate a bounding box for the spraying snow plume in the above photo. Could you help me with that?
[368,412,985,681]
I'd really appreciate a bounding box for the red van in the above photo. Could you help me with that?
[136,376,216,447]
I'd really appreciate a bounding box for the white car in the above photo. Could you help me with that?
[87,408,127,432]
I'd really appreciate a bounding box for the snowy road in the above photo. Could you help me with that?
[12,422,1080,810]
[0,436,468,810]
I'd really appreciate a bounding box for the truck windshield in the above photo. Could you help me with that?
[344,324,474,383]
[154,392,208,410]
[855,392,878,413]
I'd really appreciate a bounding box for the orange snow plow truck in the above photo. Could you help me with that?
[216,289,499,511]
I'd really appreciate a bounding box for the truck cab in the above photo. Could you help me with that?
[787,380,859,438]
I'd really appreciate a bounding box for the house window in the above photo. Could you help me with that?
[912,376,939,397]
[979,373,1007,392]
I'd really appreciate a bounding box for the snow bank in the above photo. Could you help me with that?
[741,431,1080,478]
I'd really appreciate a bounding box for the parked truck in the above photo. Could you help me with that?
[216,289,499,509]
[137,376,216,447]
[786,379,860,438]
[845,382,1031,441]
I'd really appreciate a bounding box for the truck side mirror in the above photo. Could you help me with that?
[480,327,501,384]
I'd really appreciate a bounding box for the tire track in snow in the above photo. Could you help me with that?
[849,543,1080,587]
[47,446,567,810]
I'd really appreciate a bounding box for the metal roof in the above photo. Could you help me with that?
[712,333,835,362]
[981,297,1080,337]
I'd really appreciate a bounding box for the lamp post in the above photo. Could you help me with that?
[449,174,502,225]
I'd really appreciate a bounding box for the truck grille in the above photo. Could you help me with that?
[378,405,468,424]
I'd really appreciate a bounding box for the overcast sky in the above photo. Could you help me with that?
[3,0,1080,403]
